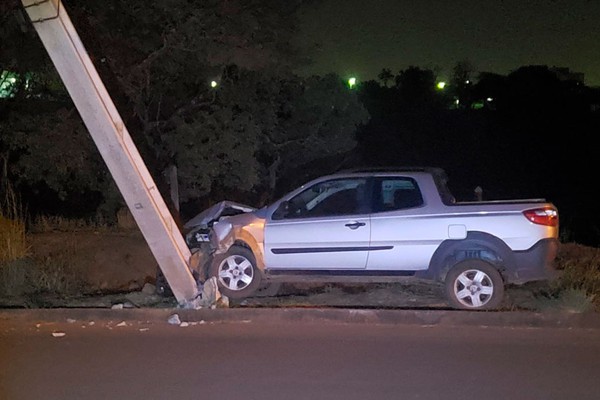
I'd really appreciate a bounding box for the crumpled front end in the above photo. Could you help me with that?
[210,211,267,269]
[184,200,266,277]
[184,200,256,249]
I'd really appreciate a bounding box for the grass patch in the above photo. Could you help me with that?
[555,243,600,296]
[30,207,139,233]
[0,180,28,263]
[0,214,27,263]
[0,256,89,299]
[1,182,95,298]
[533,288,596,313]
[0,258,34,297]
[30,215,111,233]
[524,243,600,312]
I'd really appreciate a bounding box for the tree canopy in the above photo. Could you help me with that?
[0,0,368,218]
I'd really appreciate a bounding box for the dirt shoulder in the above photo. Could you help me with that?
[29,230,157,291]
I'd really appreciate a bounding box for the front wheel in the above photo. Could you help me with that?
[444,260,504,310]
[210,245,262,299]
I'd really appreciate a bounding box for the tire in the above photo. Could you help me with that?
[444,260,504,310]
[209,245,262,299]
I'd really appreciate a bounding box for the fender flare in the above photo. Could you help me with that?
[421,231,515,282]
[230,227,266,271]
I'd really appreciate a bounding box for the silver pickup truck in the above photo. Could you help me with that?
[184,167,559,310]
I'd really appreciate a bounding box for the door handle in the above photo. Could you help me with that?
[345,221,366,230]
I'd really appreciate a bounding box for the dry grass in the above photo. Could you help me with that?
[527,242,600,312]
[30,207,139,233]
[30,215,111,233]
[0,176,28,263]
[30,259,88,295]
[0,258,33,297]
[555,243,600,295]
[0,232,88,297]
[0,256,88,297]
[534,288,596,313]
[0,215,28,263]
[1,175,89,296]
[116,207,138,230]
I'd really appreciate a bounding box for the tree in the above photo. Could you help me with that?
[394,66,438,105]
[1,8,68,103]
[450,60,475,107]
[260,73,369,196]
[0,103,121,217]
[69,0,332,206]
[377,68,394,87]
[472,72,507,107]
[162,69,368,204]
[4,0,369,217]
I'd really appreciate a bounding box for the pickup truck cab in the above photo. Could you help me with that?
[185,167,559,310]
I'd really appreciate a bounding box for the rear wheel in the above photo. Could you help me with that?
[210,245,262,299]
[445,260,504,310]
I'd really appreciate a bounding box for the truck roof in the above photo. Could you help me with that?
[338,166,446,175]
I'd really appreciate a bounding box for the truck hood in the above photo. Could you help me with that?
[184,200,257,230]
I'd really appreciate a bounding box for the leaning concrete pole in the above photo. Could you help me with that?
[21,0,199,305]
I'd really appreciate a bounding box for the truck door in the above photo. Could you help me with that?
[367,177,438,271]
[264,177,371,269]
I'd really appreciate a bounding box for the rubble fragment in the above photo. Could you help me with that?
[141,283,156,295]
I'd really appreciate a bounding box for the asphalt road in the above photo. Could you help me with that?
[1,308,600,400]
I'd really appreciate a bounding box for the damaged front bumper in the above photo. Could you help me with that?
[184,200,257,278]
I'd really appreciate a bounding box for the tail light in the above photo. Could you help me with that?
[523,207,558,227]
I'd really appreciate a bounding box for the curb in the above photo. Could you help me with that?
[1,307,600,329]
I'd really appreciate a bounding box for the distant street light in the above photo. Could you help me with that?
[436,81,446,90]
[210,80,218,88]
[348,77,357,89]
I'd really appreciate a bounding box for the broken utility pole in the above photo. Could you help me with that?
[20,0,199,305]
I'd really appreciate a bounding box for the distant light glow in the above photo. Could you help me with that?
[486,97,494,102]
[210,80,218,88]
[436,81,446,90]
[348,77,357,88]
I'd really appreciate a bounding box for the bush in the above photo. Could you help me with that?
[536,243,600,312]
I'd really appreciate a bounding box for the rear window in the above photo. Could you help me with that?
[374,178,423,212]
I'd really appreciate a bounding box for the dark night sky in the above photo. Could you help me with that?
[293,0,600,87]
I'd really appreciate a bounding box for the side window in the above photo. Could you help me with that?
[374,178,423,212]
[277,178,369,219]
